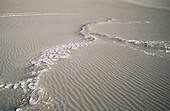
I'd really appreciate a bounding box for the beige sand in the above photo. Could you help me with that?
[123,0,170,10]
[0,0,170,110]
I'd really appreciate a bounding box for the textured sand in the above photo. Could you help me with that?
[0,0,170,110]
[123,0,170,10]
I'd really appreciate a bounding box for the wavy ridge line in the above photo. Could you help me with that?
[85,19,170,57]
[0,12,75,18]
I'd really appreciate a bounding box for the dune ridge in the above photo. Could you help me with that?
[0,12,75,18]
[1,14,170,110]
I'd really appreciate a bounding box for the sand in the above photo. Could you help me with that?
[0,0,170,110]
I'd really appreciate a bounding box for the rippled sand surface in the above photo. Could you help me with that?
[0,0,170,110]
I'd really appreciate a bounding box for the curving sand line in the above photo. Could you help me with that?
[0,12,75,18]
[87,19,170,58]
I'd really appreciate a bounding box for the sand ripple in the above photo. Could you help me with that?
[1,16,170,110]
[0,12,75,18]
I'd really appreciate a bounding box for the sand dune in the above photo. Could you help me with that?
[0,0,170,110]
